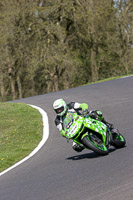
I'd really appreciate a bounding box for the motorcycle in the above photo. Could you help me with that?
[63,111,126,155]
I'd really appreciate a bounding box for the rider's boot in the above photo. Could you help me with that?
[106,122,114,131]
[72,142,85,152]
[104,121,120,141]
[102,119,117,139]
[102,118,114,130]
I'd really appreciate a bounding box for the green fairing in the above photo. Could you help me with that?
[62,112,108,154]
[63,112,106,139]
[84,117,107,144]
[60,111,126,155]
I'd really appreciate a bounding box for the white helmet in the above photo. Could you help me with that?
[53,99,67,117]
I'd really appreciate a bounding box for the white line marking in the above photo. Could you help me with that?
[0,104,49,177]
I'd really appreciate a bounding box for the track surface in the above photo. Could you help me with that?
[0,77,133,200]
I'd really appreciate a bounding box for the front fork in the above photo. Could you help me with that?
[106,128,113,147]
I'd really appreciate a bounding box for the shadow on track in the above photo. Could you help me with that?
[66,152,99,160]
[66,147,116,160]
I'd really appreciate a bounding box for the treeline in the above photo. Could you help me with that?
[0,0,133,101]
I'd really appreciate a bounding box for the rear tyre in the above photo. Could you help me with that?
[111,132,126,148]
[81,135,108,156]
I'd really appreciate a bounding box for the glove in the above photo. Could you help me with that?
[89,111,97,119]
[82,109,89,115]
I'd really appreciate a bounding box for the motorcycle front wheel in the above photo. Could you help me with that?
[81,135,109,156]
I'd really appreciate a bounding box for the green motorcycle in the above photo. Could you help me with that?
[63,112,126,155]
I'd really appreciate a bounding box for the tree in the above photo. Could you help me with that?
[0,0,133,101]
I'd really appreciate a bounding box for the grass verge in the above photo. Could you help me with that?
[83,74,133,86]
[0,103,43,172]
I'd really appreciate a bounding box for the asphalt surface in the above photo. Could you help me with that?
[0,76,133,200]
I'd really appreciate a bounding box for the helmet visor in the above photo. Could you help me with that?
[55,106,64,114]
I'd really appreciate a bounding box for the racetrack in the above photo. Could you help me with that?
[0,76,133,200]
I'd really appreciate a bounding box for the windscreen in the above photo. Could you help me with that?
[63,112,74,130]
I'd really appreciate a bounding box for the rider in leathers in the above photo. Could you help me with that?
[53,99,114,152]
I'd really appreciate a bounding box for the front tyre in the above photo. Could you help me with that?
[81,135,108,156]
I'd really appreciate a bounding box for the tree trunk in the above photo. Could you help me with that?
[90,46,98,82]
[9,75,16,100]
[53,75,59,91]
[17,74,23,98]
[8,67,16,100]
[0,74,5,101]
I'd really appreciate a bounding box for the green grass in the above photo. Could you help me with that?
[83,74,133,86]
[0,103,43,172]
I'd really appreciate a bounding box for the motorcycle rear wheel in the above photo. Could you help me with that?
[81,135,108,156]
[111,132,126,148]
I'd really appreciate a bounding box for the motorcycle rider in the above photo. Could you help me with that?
[53,98,114,152]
